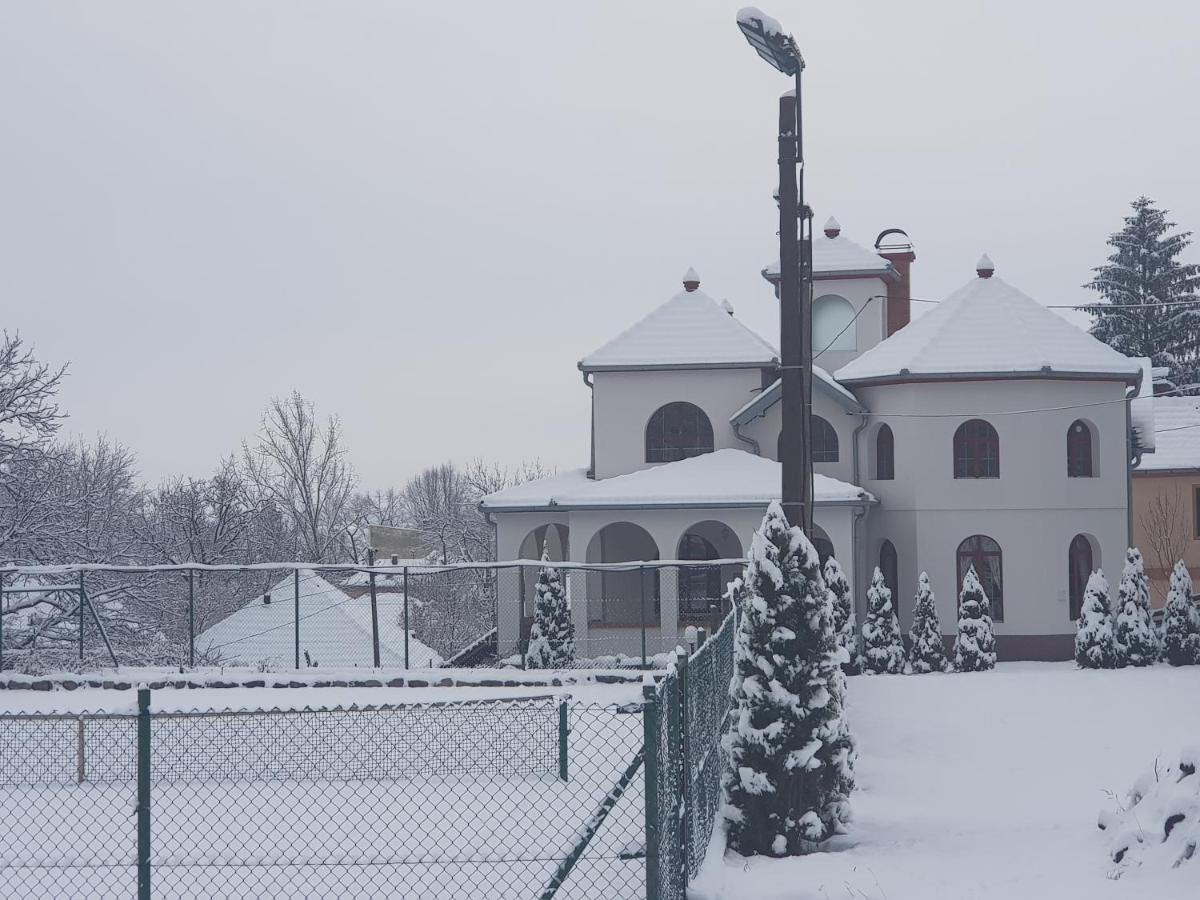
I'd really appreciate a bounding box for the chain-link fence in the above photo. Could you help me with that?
[0,560,741,674]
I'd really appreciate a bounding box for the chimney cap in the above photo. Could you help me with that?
[823,216,841,238]
[682,267,701,291]
[976,254,995,278]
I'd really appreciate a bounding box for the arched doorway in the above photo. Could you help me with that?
[517,525,570,637]
[585,523,660,627]
[677,521,743,627]
[1068,534,1095,621]
[879,540,899,617]
[957,535,1003,621]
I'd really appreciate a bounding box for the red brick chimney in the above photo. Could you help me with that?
[875,228,915,337]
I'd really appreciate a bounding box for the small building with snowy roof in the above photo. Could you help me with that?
[483,226,1150,662]
[196,571,442,669]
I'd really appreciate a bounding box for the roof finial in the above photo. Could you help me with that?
[823,216,841,238]
[682,267,701,292]
[976,253,995,279]
[721,298,735,316]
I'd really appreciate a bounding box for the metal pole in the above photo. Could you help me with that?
[367,549,381,668]
[0,570,5,672]
[78,572,85,661]
[796,66,814,534]
[677,646,691,873]
[293,569,300,670]
[558,699,569,782]
[639,565,648,669]
[187,569,195,668]
[403,567,410,670]
[136,688,151,900]
[642,683,660,900]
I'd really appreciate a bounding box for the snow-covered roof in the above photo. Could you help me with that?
[730,366,865,425]
[196,571,442,669]
[579,286,778,372]
[764,231,895,281]
[481,448,873,511]
[343,559,433,587]
[1135,397,1200,472]
[835,269,1143,385]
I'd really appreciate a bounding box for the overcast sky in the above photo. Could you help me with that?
[3,1,1199,490]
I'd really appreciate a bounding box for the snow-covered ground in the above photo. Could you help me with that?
[692,662,1200,900]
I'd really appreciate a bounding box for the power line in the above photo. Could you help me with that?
[899,294,1200,310]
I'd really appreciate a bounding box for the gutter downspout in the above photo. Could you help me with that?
[852,501,870,632]
[1125,381,1139,547]
[581,369,595,479]
[733,421,760,456]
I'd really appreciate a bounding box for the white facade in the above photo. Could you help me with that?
[483,227,1144,662]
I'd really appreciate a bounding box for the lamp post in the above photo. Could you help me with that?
[736,7,814,533]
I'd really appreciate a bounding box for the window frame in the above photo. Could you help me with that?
[953,419,1000,479]
[1067,534,1093,621]
[876,423,895,480]
[645,402,714,464]
[812,294,858,353]
[812,416,839,464]
[879,540,899,619]
[956,534,1004,622]
[1066,420,1094,478]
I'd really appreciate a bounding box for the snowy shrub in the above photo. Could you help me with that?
[953,564,996,672]
[524,550,575,669]
[722,502,855,856]
[823,556,858,673]
[1112,548,1158,667]
[1162,561,1200,667]
[907,572,949,674]
[1075,570,1117,669]
[859,567,905,675]
[1099,746,1200,876]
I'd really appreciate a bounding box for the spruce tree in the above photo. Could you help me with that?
[1112,548,1159,666]
[723,502,855,856]
[1085,197,1200,393]
[1074,570,1117,669]
[859,567,905,675]
[823,556,858,673]
[907,571,949,674]
[524,548,575,669]
[953,564,997,672]
[1162,561,1200,667]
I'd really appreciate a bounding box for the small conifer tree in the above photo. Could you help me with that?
[907,572,949,674]
[723,502,856,856]
[1112,548,1158,667]
[823,557,857,672]
[859,567,905,675]
[953,565,997,672]
[1162,561,1200,667]
[1075,570,1117,669]
[524,548,575,669]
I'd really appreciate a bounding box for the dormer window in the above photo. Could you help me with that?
[812,295,857,353]
[645,402,713,463]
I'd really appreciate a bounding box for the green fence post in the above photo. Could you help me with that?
[0,570,5,671]
[78,572,85,661]
[642,683,660,900]
[293,569,301,670]
[136,688,151,900]
[696,627,707,651]
[639,565,648,669]
[676,646,690,880]
[367,549,381,668]
[187,568,195,668]
[558,699,569,782]
[403,567,410,670]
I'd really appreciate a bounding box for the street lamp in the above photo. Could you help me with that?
[736,7,814,533]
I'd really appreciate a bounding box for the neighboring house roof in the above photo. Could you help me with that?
[730,366,865,426]
[481,448,873,512]
[764,232,896,282]
[834,269,1143,385]
[196,571,442,669]
[578,286,778,372]
[343,559,433,589]
[1134,397,1200,473]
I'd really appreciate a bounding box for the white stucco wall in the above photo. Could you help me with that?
[590,367,767,480]
[810,276,889,374]
[853,378,1131,650]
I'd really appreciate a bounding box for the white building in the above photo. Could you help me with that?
[483,223,1147,661]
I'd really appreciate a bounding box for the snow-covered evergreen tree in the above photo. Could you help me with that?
[1162,561,1200,667]
[1084,197,1200,394]
[1112,548,1158,667]
[723,502,855,856]
[524,548,575,669]
[823,556,857,672]
[1075,570,1117,669]
[953,564,997,672]
[859,567,905,675]
[907,571,949,674]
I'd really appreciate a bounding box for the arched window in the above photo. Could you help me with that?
[812,295,857,353]
[1067,420,1094,478]
[953,419,999,479]
[645,402,713,463]
[957,535,1003,622]
[879,540,899,618]
[1068,534,1093,620]
[776,416,839,464]
[876,424,895,480]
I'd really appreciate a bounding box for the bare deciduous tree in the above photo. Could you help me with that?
[1139,484,1192,599]
[0,332,66,461]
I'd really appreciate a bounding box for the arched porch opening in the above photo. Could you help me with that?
[517,524,570,637]
[585,522,660,627]
[677,520,744,626]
